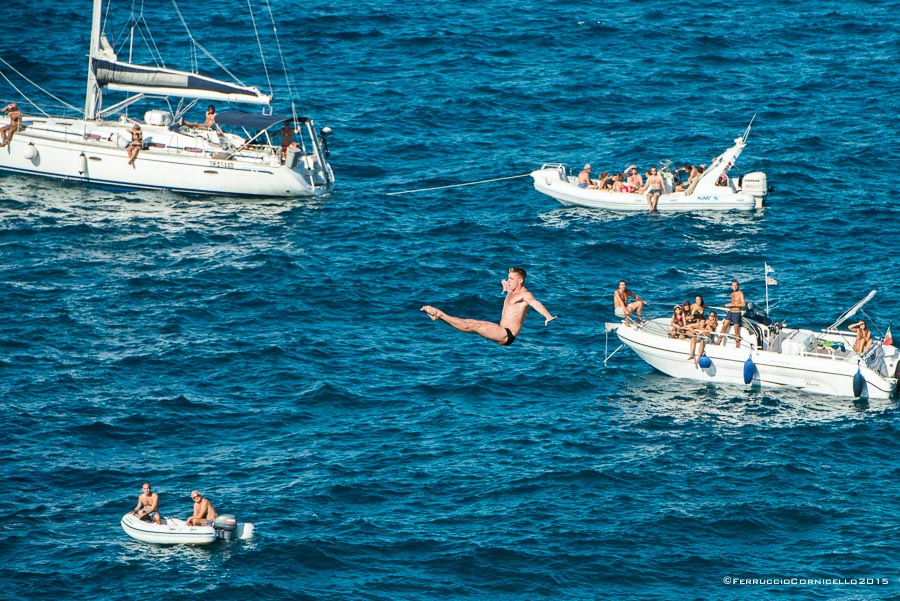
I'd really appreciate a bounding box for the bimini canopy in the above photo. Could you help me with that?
[92,58,271,105]
[215,110,309,129]
[826,290,877,331]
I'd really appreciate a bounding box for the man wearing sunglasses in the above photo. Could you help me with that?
[186,490,218,526]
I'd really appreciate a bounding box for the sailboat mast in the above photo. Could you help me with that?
[84,0,104,120]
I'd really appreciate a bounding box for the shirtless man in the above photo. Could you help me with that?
[577,164,597,189]
[613,280,647,324]
[186,490,217,526]
[849,320,872,355]
[643,166,664,211]
[0,102,23,147]
[278,121,295,157]
[718,279,746,347]
[421,267,557,346]
[132,482,162,524]
[626,165,643,190]
[675,164,701,191]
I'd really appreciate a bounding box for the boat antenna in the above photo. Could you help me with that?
[741,114,756,144]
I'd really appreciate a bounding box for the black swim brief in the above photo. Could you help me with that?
[501,327,516,346]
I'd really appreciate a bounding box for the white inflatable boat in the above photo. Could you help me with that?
[121,512,255,545]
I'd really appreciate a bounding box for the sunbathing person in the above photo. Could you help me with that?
[849,321,872,355]
[181,105,217,129]
[0,102,23,147]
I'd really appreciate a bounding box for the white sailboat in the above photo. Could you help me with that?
[0,1,334,197]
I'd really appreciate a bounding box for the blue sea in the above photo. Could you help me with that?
[2,0,900,599]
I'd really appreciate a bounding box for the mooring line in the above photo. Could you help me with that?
[386,173,532,196]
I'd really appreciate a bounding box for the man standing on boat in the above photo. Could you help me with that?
[613,280,647,324]
[421,267,557,346]
[186,490,217,526]
[718,279,746,347]
[132,482,162,524]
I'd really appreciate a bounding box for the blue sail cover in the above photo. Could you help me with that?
[215,110,309,129]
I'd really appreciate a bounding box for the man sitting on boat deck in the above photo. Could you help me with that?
[577,164,598,189]
[614,280,647,324]
[0,102,23,148]
[132,482,162,524]
[643,166,664,211]
[626,165,643,190]
[849,321,872,355]
[186,490,217,526]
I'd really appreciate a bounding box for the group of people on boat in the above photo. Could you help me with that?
[614,278,877,362]
[615,279,748,363]
[576,160,736,211]
[2,100,305,169]
[132,482,217,526]
[577,163,711,210]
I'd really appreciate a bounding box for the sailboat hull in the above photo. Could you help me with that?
[0,119,332,197]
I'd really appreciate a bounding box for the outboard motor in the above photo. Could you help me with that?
[213,514,238,541]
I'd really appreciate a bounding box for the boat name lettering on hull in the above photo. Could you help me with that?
[209,160,235,169]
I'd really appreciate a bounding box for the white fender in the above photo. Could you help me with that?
[24,143,38,160]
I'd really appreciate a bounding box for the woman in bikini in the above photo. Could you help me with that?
[126,124,143,165]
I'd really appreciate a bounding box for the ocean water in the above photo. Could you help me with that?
[2,0,900,599]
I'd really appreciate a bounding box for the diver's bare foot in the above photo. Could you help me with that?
[421,305,441,320]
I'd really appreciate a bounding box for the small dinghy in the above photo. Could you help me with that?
[121,512,255,545]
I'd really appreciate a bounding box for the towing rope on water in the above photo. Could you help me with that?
[386,173,532,196]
